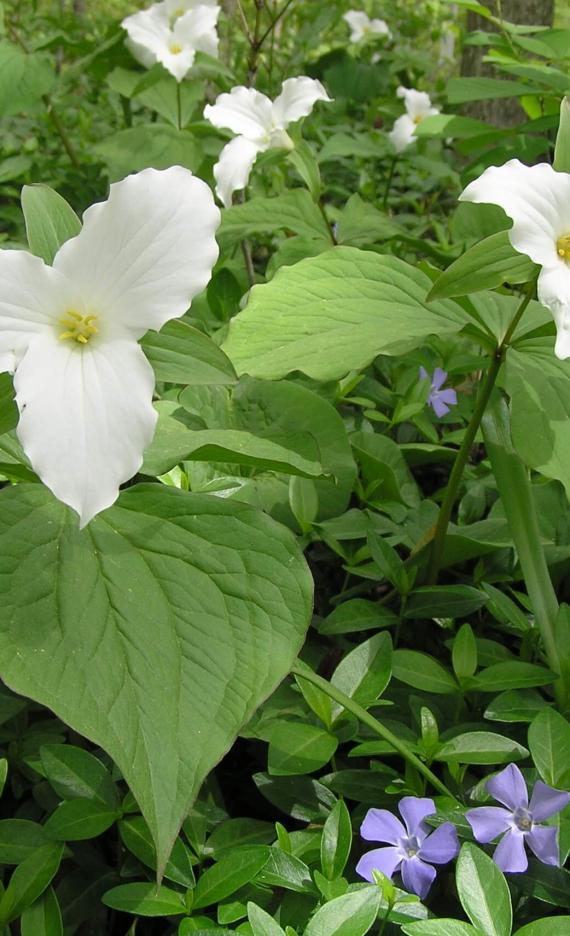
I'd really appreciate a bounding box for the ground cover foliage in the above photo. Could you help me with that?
[0,0,570,933]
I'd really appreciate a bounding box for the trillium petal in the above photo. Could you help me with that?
[465,806,513,842]
[493,828,528,873]
[355,846,402,882]
[370,18,391,37]
[399,797,436,838]
[204,86,273,140]
[156,46,195,82]
[529,781,570,822]
[536,264,570,359]
[53,167,220,338]
[360,808,406,844]
[271,77,331,130]
[14,333,157,527]
[526,825,560,866]
[213,136,263,208]
[397,87,435,121]
[174,5,220,58]
[122,6,170,60]
[487,763,528,810]
[343,11,369,42]
[163,0,219,14]
[401,856,436,898]
[419,822,459,864]
[0,250,78,366]
[460,160,570,268]
[389,114,416,153]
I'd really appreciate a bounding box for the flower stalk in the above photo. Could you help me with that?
[425,282,535,586]
[292,660,459,802]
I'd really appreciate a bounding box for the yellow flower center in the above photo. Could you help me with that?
[413,115,424,125]
[557,233,570,262]
[175,6,185,15]
[169,42,183,55]
[59,310,98,345]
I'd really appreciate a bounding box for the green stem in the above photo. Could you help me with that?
[292,660,459,802]
[382,157,397,211]
[482,394,565,708]
[44,98,81,169]
[176,82,182,131]
[425,284,535,585]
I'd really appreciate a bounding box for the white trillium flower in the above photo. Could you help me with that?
[122,3,220,81]
[389,86,439,153]
[204,77,332,207]
[0,167,220,526]
[343,10,391,42]
[460,159,570,359]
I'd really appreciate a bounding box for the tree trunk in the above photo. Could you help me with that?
[461,0,555,126]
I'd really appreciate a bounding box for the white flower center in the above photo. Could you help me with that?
[59,309,98,345]
[513,806,533,832]
[556,234,570,262]
[169,42,183,55]
[400,834,421,858]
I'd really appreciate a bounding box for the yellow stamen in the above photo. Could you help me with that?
[557,233,570,261]
[413,115,423,125]
[169,42,183,54]
[59,310,98,345]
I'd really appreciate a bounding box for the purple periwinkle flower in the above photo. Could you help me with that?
[419,366,457,418]
[356,796,459,898]
[466,763,570,874]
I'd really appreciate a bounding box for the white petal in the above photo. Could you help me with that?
[204,86,273,141]
[175,6,220,58]
[125,37,158,69]
[14,333,157,527]
[370,18,391,37]
[460,160,570,268]
[389,114,416,152]
[271,77,332,130]
[343,11,369,41]
[163,0,218,14]
[122,6,170,59]
[537,264,570,359]
[397,87,435,120]
[213,136,263,208]
[0,250,79,363]
[53,167,220,338]
[156,46,195,81]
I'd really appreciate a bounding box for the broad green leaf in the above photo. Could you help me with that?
[43,799,119,841]
[392,650,458,695]
[267,722,338,776]
[0,374,17,437]
[0,41,55,116]
[320,800,352,881]
[436,731,528,764]
[330,632,392,718]
[403,922,479,936]
[304,886,380,936]
[554,97,570,172]
[204,819,274,859]
[93,124,201,182]
[456,843,512,936]
[318,599,397,635]
[142,404,324,479]
[516,919,570,936]
[484,689,549,724]
[428,232,538,301]
[528,708,570,787]
[218,190,330,247]
[120,816,195,887]
[102,883,186,917]
[254,773,336,822]
[0,843,64,924]
[256,847,314,893]
[222,248,466,380]
[248,902,286,936]
[336,194,403,247]
[192,846,270,910]
[446,76,533,103]
[40,743,117,806]
[468,294,550,347]
[467,662,555,693]
[0,484,312,873]
[352,431,419,508]
[20,887,62,936]
[452,624,478,680]
[504,339,570,497]
[141,320,237,385]
[404,586,487,619]
[415,114,492,139]
[21,185,81,266]
[0,821,48,865]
